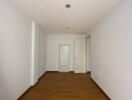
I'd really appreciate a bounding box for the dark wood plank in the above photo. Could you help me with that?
[18,72,110,100]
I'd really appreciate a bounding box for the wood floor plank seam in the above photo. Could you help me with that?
[18,72,110,100]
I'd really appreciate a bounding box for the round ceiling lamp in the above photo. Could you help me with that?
[65,27,70,30]
[66,4,71,8]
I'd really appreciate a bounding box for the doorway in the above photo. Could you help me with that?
[59,44,70,72]
[74,37,86,73]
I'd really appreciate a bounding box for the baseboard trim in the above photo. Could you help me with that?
[87,71,91,74]
[38,72,47,80]
[90,77,111,100]
[46,71,59,73]
[46,71,75,73]
[18,71,110,100]
[17,86,32,100]
[17,72,47,100]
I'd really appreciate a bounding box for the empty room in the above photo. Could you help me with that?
[0,0,132,100]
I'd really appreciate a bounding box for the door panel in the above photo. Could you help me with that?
[74,37,86,73]
[59,45,70,72]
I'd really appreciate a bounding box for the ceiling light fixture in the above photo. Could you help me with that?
[66,4,71,8]
[65,27,70,30]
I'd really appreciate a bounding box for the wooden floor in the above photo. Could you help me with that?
[19,72,109,100]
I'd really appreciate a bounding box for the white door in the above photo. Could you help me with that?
[59,44,70,72]
[74,37,86,73]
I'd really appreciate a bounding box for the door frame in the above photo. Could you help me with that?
[86,35,91,72]
[58,44,70,72]
[73,37,87,73]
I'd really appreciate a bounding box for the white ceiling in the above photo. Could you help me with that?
[9,0,120,34]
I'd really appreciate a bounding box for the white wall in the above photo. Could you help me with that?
[0,0,32,100]
[86,36,91,71]
[31,22,40,85]
[31,22,47,84]
[90,0,132,99]
[47,34,85,71]
[38,29,47,78]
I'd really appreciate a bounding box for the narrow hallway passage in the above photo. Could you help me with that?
[19,72,109,100]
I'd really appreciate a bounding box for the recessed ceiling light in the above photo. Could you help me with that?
[65,27,70,30]
[66,4,71,8]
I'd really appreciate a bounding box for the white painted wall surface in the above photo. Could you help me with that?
[90,0,132,99]
[31,22,39,85]
[38,29,47,78]
[47,34,85,71]
[86,36,91,71]
[0,0,32,100]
